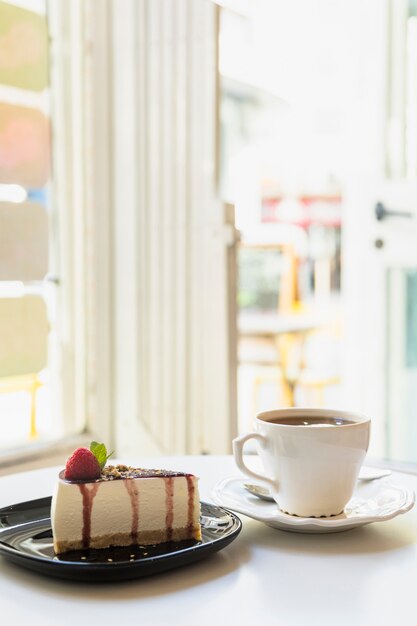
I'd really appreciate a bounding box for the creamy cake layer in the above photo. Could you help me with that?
[51,473,201,554]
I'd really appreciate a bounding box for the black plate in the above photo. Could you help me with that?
[0,497,241,582]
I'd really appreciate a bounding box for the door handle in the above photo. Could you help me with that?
[375,201,413,221]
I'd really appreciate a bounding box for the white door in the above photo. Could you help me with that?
[344,182,417,461]
[381,186,417,461]
[343,0,417,462]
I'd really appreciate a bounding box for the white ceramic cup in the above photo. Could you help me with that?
[233,408,371,517]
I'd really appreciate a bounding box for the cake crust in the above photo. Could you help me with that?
[54,526,202,554]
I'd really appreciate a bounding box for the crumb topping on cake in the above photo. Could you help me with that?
[101,465,191,480]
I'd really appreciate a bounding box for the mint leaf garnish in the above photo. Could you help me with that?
[90,441,114,469]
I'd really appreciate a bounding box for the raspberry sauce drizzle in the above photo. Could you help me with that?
[165,477,174,541]
[186,475,195,538]
[77,483,100,548]
[124,479,139,543]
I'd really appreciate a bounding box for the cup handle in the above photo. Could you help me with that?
[232,433,277,492]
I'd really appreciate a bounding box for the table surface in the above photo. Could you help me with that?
[1,455,417,626]
[238,311,328,336]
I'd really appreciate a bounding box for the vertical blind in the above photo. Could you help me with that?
[112,0,236,455]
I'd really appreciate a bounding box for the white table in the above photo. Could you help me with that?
[1,455,417,626]
[238,310,330,337]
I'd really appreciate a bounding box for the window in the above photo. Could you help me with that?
[0,0,56,449]
[0,0,108,453]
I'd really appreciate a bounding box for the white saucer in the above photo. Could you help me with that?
[211,476,415,534]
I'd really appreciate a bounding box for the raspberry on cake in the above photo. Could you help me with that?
[64,447,101,481]
[51,442,202,554]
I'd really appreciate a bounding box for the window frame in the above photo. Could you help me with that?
[47,0,115,446]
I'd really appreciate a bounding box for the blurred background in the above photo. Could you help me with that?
[1,0,417,466]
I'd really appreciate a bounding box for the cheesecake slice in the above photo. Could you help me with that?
[51,463,202,554]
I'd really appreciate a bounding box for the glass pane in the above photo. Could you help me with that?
[0,294,47,376]
[0,294,49,445]
[405,271,417,366]
[387,268,417,461]
[0,1,48,92]
[0,102,50,187]
[0,201,48,280]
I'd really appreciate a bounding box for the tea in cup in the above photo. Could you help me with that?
[233,408,371,517]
